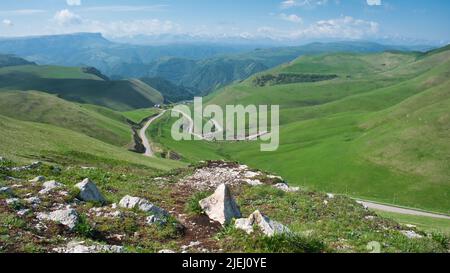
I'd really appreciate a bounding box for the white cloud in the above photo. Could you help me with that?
[67,0,81,6]
[292,16,379,39]
[0,9,45,15]
[367,0,382,6]
[54,9,82,26]
[281,0,328,9]
[279,13,303,23]
[2,19,13,27]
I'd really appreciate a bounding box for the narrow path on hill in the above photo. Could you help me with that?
[356,200,450,220]
[140,110,166,157]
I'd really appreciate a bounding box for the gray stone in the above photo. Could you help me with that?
[5,198,20,206]
[17,209,30,217]
[24,196,41,207]
[53,241,124,253]
[158,249,176,253]
[39,180,64,195]
[37,208,79,230]
[199,184,241,225]
[119,195,168,216]
[29,176,46,183]
[401,230,423,239]
[0,186,12,195]
[146,215,167,226]
[234,210,290,237]
[75,178,106,203]
[274,183,299,192]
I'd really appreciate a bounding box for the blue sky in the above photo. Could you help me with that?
[0,0,449,44]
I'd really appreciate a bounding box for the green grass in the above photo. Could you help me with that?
[0,65,164,111]
[0,91,132,146]
[375,211,450,236]
[122,108,160,124]
[0,113,185,170]
[150,48,450,214]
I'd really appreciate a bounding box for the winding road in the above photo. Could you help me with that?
[139,110,166,157]
[138,109,450,220]
[356,200,450,220]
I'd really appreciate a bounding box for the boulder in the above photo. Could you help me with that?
[119,195,168,216]
[39,180,64,195]
[199,184,241,225]
[75,178,106,203]
[37,208,79,230]
[234,210,290,237]
[29,176,46,183]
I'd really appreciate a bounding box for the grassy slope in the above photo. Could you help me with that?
[149,49,450,213]
[122,108,160,124]
[0,113,184,171]
[0,91,132,146]
[0,65,164,111]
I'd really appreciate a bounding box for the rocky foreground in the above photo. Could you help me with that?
[0,158,448,253]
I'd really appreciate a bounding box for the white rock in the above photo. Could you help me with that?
[0,186,12,195]
[199,184,241,225]
[401,230,423,239]
[242,179,263,186]
[53,241,123,253]
[326,193,335,199]
[274,183,299,192]
[267,175,283,181]
[75,178,106,203]
[5,198,20,205]
[234,210,290,237]
[146,215,167,226]
[119,195,168,216]
[37,208,79,230]
[244,171,260,178]
[159,249,176,253]
[17,209,30,217]
[24,196,41,207]
[29,176,45,183]
[39,180,64,195]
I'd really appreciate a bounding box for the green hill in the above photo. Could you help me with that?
[0,91,132,146]
[0,64,164,111]
[0,113,184,170]
[149,46,450,213]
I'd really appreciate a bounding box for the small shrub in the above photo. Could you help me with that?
[185,191,210,215]
[74,215,96,238]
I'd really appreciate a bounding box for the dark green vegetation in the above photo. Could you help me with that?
[140,77,195,103]
[150,46,450,214]
[0,54,35,68]
[0,33,423,96]
[253,73,338,87]
[0,63,163,111]
[1,160,447,253]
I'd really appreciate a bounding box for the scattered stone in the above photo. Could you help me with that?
[274,183,299,192]
[53,241,124,253]
[24,196,41,207]
[37,208,79,230]
[159,249,176,253]
[29,176,46,183]
[0,186,12,195]
[364,216,375,220]
[75,178,106,203]
[10,161,41,172]
[234,210,290,237]
[181,241,201,251]
[401,230,423,239]
[89,207,122,218]
[327,193,335,199]
[39,180,64,195]
[242,179,263,186]
[267,175,283,181]
[17,209,30,217]
[244,171,260,178]
[146,215,167,226]
[199,184,241,225]
[5,198,20,206]
[119,195,168,216]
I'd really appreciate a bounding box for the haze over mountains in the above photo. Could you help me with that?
[0,33,434,97]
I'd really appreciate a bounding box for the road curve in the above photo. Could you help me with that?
[356,200,450,220]
[139,111,166,157]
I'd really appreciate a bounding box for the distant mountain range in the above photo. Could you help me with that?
[0,33,438,97]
